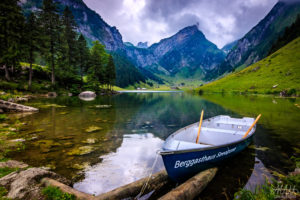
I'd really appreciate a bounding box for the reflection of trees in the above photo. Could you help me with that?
[114,93,231,139]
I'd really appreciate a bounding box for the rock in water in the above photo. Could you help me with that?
[79,91,96,98]
[79,91,96,101]
[0,167,71,200]
[47,92,57,97]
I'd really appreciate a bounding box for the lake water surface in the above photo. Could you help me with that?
[7,92,300,199]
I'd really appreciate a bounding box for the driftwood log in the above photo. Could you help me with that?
[41,168,217,200]
[95,170,169,200]
[0,99,38,112]
[41,178,94,200]
[158,168,218,200]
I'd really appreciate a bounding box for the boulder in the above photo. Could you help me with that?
[79,91,96,98]
[47,92,57,98]
[0,160,28,169]
[0,167,71,200]
[79,91,96,101]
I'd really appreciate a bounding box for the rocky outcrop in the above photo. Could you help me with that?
[137,42,148,48]
[0,99,38,112]
[0,167,71,200]
[0,160,28,169]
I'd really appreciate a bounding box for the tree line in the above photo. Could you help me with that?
[0,0,116,93]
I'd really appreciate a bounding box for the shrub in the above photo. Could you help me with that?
[0,115,7,122]
[0,82,18,90]
[287,88,297,96]
[234,184,276,200]
[0,186,8,200]
[42,186,76,200]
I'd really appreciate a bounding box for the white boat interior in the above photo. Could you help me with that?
[162,115,255,151]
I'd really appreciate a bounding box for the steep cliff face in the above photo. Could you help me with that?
[151,25,225,74]
[21,0,125,51]
[221,0,300,73]
[21,0,224,82]
[125,25,225,78]
[221,40,238,54]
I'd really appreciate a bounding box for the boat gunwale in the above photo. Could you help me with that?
[159,116,256,155]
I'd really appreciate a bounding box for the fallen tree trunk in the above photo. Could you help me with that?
[158,167,218,200]
[0,99,38,112]
[41,178,94,200]
[95,170,169,200]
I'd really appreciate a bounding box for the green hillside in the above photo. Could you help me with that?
[196,37,300,95]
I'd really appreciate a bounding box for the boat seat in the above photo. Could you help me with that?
[163,140,212,151]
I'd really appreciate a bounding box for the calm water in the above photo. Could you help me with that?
[7,92,300,199]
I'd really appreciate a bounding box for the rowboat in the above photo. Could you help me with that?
[159,114,261,182]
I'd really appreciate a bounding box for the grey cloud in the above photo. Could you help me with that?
[83,0,278,48]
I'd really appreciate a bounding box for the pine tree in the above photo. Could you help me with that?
[39,0,60,86]
[61,7,78,69]
[106,55,116,90]
[24,12,41,89]
[0,0,25,81]
[77,34,90,87]
[88,41,108,90]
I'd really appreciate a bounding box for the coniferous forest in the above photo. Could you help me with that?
[0,0,116,94]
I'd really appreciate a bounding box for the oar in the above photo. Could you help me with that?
[196,110,204,144]
[242,114,261,138]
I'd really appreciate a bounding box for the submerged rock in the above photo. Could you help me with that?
[93,105,112,108]
[83,138,98,144]
[57,136,74,140]
[67,146,96,156]
[85,126,102,133]
[0,167,70,200]
[39,104,66,108]
[71,162,90,170]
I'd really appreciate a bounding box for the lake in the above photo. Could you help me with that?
[6,92,300,199]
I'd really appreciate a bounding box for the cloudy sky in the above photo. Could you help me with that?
[83,0,278,48]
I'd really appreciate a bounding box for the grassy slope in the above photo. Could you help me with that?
[196,37,300,95]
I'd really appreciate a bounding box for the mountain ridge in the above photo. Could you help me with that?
[217,0,300,76]
[196,36,300,95]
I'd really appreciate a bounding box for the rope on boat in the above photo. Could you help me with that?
[135,150,160,199]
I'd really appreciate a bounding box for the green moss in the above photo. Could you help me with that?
[0,167,18,178]
[0,186,9,200]
[195,37,300,95]
[42,186,76,200]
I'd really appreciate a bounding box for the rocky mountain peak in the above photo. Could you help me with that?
[137,42,148,48]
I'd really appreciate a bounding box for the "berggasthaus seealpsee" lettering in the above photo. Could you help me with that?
[174,147,236,168]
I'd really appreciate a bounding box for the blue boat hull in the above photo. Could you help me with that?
[161,134,254,182]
